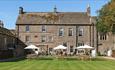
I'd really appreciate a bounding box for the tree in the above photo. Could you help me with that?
[96,0,115,52]
[96,0,115,34]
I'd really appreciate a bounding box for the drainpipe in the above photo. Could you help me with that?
[96,28,99,53]
[76,26,78,47]
[92,23,94,47]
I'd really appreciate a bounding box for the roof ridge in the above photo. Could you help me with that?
[25,12,86,14]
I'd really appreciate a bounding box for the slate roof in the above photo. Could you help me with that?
[16,12,90,25]
[10,29,16,36]
[0,27,15,37]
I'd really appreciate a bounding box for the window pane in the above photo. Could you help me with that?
[78,43,84,46]
[42,25,46,32]
[63,42,67,47]
[25,36,30,42]
[48,36,53,42]
[59,28,64,36]
[41,36,46,42]
[79,28,83,36]
[70,46,73,52]
[100,34,107,40]
[26,25,29,32]
[68,28,73,36]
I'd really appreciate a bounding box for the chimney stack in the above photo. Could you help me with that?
[54,5,57,13]
[19,7,24,14]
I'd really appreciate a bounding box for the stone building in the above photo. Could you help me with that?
[97,25,115,55]
[0,21,25,59]
[89,16,115,55]
[16,6,98,54]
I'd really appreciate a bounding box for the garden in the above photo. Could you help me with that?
[0,57,115,70]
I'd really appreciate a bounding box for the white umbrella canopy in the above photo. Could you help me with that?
[77,45,93,49]
[53,45,67,50]
[76,45,94,56]
[24,44,39,49]
[76,46,84,49]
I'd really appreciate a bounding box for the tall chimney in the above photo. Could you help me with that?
[54,5,57,13]
[19,7,24,14]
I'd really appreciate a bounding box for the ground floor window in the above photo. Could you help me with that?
[70,46,73,52]
[100,34,107,40]
[63,42,67,47]
[25,36,30,43]
[49,48,53,52]
[41,35,46,42]
[78,43,84,46]
[49,48,53,55]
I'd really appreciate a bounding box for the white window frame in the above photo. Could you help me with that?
[26,25,30,32]
[59,28,64,36]
[41,25,46,32]
[78,27,83,36]
[41,35,46,42]
[68,28,73,36]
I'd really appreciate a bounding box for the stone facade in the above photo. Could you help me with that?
[98,32,115,55]
[16,6,98,54]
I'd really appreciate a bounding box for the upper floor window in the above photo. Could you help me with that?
[100,34,107,40]
[78,27,83,36]
[68,28,73,36]
[26,25,30,32]
[59,28,64,36]
[41,35,46,42]
[41,25,46,32]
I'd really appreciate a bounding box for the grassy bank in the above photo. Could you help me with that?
[0,59,115,70]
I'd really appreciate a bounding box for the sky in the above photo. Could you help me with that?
[0,0,110,29]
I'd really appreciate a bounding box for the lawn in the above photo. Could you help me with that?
[0,59,115,70]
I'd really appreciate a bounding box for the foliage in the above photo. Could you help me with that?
[96,0,115,34]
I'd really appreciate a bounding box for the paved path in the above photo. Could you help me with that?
[100,56,115,60]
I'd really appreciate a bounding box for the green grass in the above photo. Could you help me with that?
[0,59,115,70]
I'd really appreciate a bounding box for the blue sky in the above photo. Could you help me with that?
[0,0,110,29]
